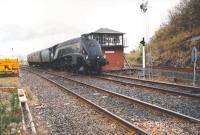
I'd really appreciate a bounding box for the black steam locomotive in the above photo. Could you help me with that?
[27,37,107,73]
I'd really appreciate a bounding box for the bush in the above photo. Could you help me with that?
[150,0,200,67]
[0,93,22,134]
[126,48,142,65]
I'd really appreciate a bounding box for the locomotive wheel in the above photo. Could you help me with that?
[76,57,85,72]
[77,57,84,66]
[95,63,102,74]
[71,63,79,73]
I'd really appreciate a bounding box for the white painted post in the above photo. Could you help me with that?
[25,103,37,135]
[142,45,146,78]
[18,89,37,135]
[193,61,196,86]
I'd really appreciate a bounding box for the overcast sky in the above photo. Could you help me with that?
[0,0,181,58]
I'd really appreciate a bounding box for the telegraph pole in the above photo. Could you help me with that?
[140,0,152,79]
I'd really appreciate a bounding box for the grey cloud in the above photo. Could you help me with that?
[0,24,83,43]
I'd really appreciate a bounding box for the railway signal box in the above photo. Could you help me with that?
[86,28,126,71]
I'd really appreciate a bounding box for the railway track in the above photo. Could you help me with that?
[21,67,200,135]
[100,73,200,99]
[69,74,200,119]
[21,67,148,135]
[117,67,200,86]
[133,65,200,73]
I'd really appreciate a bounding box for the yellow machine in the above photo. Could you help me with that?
[0,58,19,76]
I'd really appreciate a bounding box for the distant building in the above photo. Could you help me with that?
[83,28,126,71]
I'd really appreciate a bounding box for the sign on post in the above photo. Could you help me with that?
[192,47,198,86]
[192,47,198,63]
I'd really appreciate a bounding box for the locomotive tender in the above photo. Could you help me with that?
[27,37,107,73]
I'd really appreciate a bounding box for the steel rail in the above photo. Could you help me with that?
[132,65,200,73]
[22,68,149,135]
[102,73,200,92]
[22,67,200,123]
[95,76,200,98]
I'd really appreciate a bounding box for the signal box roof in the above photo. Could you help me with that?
[91,28,125,34]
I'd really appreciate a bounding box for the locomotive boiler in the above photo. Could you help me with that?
[27,37,107,73]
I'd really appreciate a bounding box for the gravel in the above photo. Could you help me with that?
[36,71,200,135]
[20,70,128,135]
[64,74,200,120]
